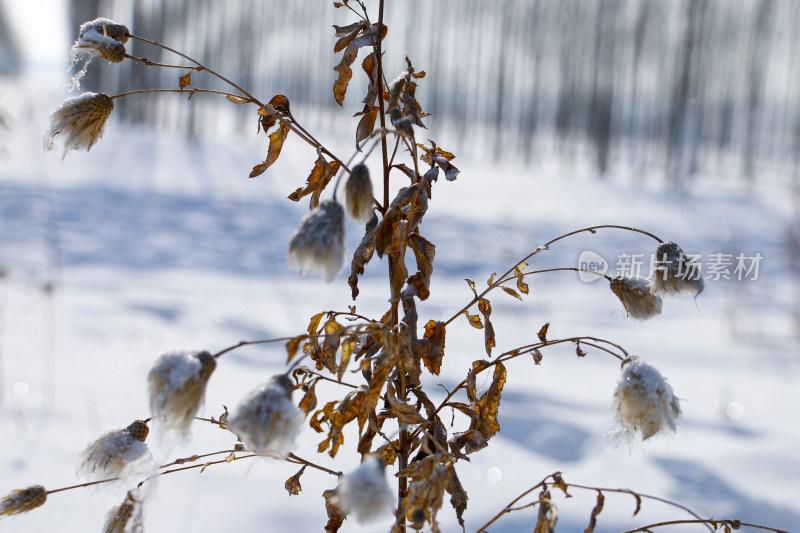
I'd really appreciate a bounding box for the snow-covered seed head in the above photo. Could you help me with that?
[335,455,395,523]
[103,489,144,533]
[79,18,130,44]
[78,420,153,480]
[227,375,304,458]
[44,93,114,159]
[148,350,216,440]
[344,164,375,222]
[288,200,346,282]
[610,276,663,320]
[613,356,681,440]
[0,485,47,518]
[651,241,704,296]
[71,18,129,63]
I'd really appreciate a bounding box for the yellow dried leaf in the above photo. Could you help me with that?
[179,72,192,89]
[422,320,446,375]
[465,312,483,329]
[502,286,522,300]
[225,94,250,104]
[285,466,305,496]
[538,322,550,343]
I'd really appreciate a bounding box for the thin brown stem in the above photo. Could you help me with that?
[123,54,195,69]
[287,453,342,477]
[376,0,389,214]
[619,519,787,533]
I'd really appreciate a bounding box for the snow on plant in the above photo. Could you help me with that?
[227,374,304,458]
[4,3,789,533]
[43,92,114,159]
[78,420,153,481]
[148,350,217,440]
[613,355,682,440]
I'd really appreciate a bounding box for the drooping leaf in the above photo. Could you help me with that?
[446,469,469,529]
[269,94,291,115]
[299,378,319,414]
[465,278,477,296]
[475,362,506,439]
[487,273,497,286]
[179,72,192,89]
[338,337,356,382]
[552,473,571,497]
[502,286,522,300]
[285,466,306,496]
[465,312,483,329]
[332,23,386,106]
[386,392,427,425]
[355,106,379,149]
[422,320,446,375]
[323,488,346,533]
[584,491,605,533]
[225,94,249,104]
[360,53,379,107]
[332,21,367,52]
[515,267,530,294]
[286,335,307,363]
[348,214,378,299]
[308,311,327,335]
[249,121,291,178]
[288,155,340,207]
[538,322,550,343]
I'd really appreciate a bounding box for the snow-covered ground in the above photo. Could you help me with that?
[1,75,799,533]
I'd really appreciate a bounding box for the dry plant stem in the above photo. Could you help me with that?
[286,453,342,477]
[443,224,665,328]
[620,520,788,533]
[124,54,195,69]
[376,0,390,214]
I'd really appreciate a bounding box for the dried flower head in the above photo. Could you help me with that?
[613,356,681,440]
[71,18,129,63]
[609,276,663,320]
[79,420,153,480]
[651,241,704,296]
[103,489,144,533]
[227,375,304,458]
[148,350,216,440]
[344,164,375,222]
[288,200,345,282]
[0,485,47,518]
[335,455,395,523]
[44,93,114,159]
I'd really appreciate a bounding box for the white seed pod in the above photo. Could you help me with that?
[227,375,304,458]
[78,420,153,481]
[78,18,130,44]
[344,164,375,222]
[613,356,681,440]
[651,241,704,296]
[609,276,663,320]
[335,455,395,523]
[102,489,144,533]
[288,200,346,282]
[44,93,114,159]
[0,485,47,518]
[148,350,216,440]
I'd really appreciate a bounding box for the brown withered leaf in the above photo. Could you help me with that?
[225,94,250,104]
[179,72,192,89]
[418,142,460,181]
[538,322,550,343]
[534,488,557,533]
[446,469,468,529]
[515,266,530,294]
[375,440,398,465]
[355,106,379,149]
[288,155,340,208]
[552,472,571,497]
[308,311,328,335]
[576,343,587,358]
[483,319,496,356]
[487,273,497,286]
[476,362,506,440]
[285,466,306,496]
[286,335,307,364]
[585,491,605,533]
[374,210,396,259]
[502,286,523,300]
[465,312,483,329]
[422,320,446,375]
[249,121,291,178]
[333,24,386,106]
[360,53,379,107]
[465,278,477,296]
[338,337,356,382]
[531,349,543,365]
[389,252,408,300]
[332,21,368,52]
[348,214,377,299]
[299,378,319,414]
[323,488,346,533]
[386,392,427,425]
[269,94,291,115]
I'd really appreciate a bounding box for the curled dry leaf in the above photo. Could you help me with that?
[422,320,446,375]
[285,466,306,496]
[332,23,386,106]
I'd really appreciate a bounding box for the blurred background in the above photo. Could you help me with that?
[1,1,800,532]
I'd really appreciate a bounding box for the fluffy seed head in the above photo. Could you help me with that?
[79,18,130,44]
[344,164,375,222]
[78,420,153,480]
[610,276,663,320]
[148,350,216,440]
[0,485,47,517]
[44,92,114,159]
[227,375,304,458]
[651,241,704,296]
[613,356,681,440]
[288,200,346,282]
[103,489,144,533]
[335,455,395,523]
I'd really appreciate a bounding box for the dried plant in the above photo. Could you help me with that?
[1,3,789,533]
